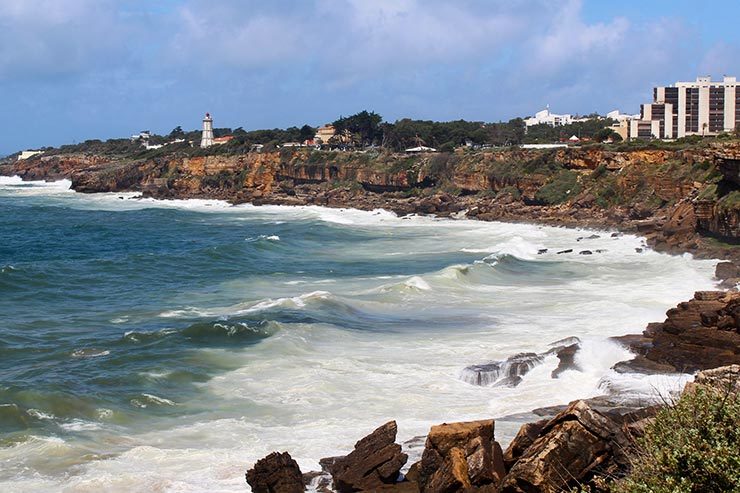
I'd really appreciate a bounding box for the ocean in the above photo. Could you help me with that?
[0,176,718,492]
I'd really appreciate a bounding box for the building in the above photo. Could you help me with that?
[130,131,151,141]
[213,136,234,146]
[525,107,573,127]
[17,150,43,160]
[630,76,738,139]
[314,124,336,144]
[200,113,214,148]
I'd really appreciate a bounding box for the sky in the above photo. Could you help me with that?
[1,0,739,156]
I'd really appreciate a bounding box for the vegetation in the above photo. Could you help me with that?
[524,118,615,144]
[534,170,582,205]
[616,382,740,493]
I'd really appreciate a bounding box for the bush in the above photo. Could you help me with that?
[616,383,740,493]
[534,170,582,205]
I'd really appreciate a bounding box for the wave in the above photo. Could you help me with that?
[461,235,544,260]
[245,234,280,242]
[130,393,177,408]
[460,338,581,387]
[0,176,24,185]
[121,321,277,347]
[70,348,111,359]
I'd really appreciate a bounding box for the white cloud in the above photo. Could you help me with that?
[0,0,130,79]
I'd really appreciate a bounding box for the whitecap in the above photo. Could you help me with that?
[70,348,110,359]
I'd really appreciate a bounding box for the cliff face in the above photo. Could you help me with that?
[4,142,740,255]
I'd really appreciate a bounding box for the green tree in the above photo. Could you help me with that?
[168,126,185,139]
[334,110,383,145]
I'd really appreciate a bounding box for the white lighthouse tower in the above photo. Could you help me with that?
[200,112,214,148]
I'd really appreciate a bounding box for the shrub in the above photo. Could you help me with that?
[534,170,582,205]
[616,383,740,493]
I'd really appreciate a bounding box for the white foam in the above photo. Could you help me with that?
[0,182,723,492]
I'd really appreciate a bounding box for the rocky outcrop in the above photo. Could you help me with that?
[246,451,305,493]
[686,364,740,394]
[4,142,740,258]
[498,401,651,493]
[460,338,581,387]
[418,419,505,492]
[615,291,740,373]
[501,419,549,470]
[323,421,407,492]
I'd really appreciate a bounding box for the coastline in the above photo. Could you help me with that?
[2,146,739,491]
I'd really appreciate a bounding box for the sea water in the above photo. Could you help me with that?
[0,176,718,492]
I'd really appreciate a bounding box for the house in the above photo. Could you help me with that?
[314,124,336,144]
[212,136,234,146]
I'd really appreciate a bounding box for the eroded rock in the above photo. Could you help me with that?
[324,421,407,492]
[246,451,305,493]
[498,401,633,493]
[419,419,505,492]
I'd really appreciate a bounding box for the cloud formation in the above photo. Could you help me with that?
[0,0,738,154]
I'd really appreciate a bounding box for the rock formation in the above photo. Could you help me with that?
[418,419,505,492]
[246,451,305,493]
[323,420,407,492]
[498,400,652,493]
[614,291,740,373]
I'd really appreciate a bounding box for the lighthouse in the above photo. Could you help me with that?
[200,112,214,148]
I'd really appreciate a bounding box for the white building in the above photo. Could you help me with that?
[630,76,739,139]
[525,107,573,127]
[17,150,43,160]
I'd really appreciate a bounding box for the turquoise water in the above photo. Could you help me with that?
[0,177,719,492]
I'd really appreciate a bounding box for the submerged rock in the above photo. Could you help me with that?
[246,451,305,493]
[418,419,505,492]
[551,343,580,378]
[323,420,407,492]
[462,338,581,387]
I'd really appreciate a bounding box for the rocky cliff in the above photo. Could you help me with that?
[3,142,739,259]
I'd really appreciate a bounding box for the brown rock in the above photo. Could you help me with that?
[246,451,305,493]
[325,421,407,492]
[419,419,504,492]
[502,419,549,470]
[498,401,626,493]
[686,364,740,394]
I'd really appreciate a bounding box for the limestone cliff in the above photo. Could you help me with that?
[3,142,740,257]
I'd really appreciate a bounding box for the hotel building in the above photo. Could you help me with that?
[630,76,739,139]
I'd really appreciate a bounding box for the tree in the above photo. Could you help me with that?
[299,124,316,142]
[334,110,383,145]
[168,126,185,139]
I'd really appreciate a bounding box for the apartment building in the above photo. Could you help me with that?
[630,76,738,139]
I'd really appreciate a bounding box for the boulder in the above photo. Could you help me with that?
[324,421,408,492]
[551,343,580,378]
[419,419,505,492]
[246,451,305,493]
[498,401,631,493]
[502,419,548,470]
[715,261,740,281]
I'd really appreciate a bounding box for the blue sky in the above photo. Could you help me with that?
[1,0,739,156]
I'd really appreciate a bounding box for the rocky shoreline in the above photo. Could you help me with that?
[3,143,740,491]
